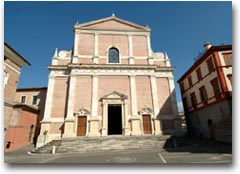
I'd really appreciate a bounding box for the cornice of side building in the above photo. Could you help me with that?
[4,42,31,67]
[16,87,47,92]
[4,100,39,113]
[177,44,232,83]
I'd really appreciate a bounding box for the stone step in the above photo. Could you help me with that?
[31,135,190,154]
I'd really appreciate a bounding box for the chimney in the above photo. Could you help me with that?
[203,41,212,51]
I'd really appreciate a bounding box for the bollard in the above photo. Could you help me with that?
[52,146,56,154]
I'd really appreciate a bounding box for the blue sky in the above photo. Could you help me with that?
[4,1,232,110]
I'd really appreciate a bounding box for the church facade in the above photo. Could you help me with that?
[37,15,182,147]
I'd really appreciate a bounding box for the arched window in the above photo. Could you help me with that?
[108,47,119,63]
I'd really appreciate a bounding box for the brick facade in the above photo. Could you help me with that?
[37,15,181,147]
[178,43,232,143]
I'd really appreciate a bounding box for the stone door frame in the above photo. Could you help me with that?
[100,91,129,136]
[138,107,155,135]
[74,107,90,137]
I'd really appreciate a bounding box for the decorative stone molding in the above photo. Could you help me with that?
[138,107,153,115]
[100,90,128,100]
[74,107,91,116]
[92,56,99,64]
[100,91,129,136]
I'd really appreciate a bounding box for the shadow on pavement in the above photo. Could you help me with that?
[162,136,232,154]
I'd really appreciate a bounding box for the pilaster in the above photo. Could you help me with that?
[91,75,98,117]
[63,74,76,138]
[129,75,138,116]
[42,76,55,122]
[74,32,79,57]
[150,75,160,117]
[101,102,108,136]
[128,35,134,64]
[73,32,79,63]
[147,35,153,65]
[93,33,99,64]
[168,76,178,115]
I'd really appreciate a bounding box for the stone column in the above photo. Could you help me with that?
[73,32,79,63]
[128,35,134,64]
[63,74,76,138]
[150,75,160,116]
[101,102,108,136]
[130,75,138,116]
[91,75,98,117]
[93,33,99,64]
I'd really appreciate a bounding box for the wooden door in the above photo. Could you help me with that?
[77,116,87,136]
[142,115,152,134]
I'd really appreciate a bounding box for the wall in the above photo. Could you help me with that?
[5,108,38,152]
[186,99,231,143]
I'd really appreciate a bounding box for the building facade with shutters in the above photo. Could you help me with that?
[178,42,232,143]
[37,15,182,147]
[15,87,47,144]
[4,43,40,151]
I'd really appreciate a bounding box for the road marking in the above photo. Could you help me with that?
[158,153,167,163]
[187,161,231,163]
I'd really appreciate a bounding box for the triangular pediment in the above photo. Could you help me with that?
[74,16,150,32]
[101,91,128,100]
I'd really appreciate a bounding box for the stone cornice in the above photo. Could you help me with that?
[48,64,175,78]
[48,64,174,72]
[74,15,150,32]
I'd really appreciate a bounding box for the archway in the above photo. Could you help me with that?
[208,119,216,140]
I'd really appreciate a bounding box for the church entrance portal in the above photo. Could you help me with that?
[108,104,122,135]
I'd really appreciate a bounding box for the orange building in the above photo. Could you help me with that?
[178,42,232,143]
[4,43,39,151]
[15,87,47,144]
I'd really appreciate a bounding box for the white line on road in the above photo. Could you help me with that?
[158,153,167,163]
[187,161,232,163]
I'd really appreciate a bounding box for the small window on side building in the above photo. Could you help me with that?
[188,76,193,87]
[199,86,208,105]
[206,57,215,73]
[32,96,38,105]
[21,96,26,104]
[196,67,202,81]
[223,53,232,66]
[211,78,221,100]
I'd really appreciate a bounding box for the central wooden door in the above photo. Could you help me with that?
[77,116,87,136]
[142,115,152,134]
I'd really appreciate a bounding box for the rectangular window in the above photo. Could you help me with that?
[188,76,192,87]
[199,86,208,104]
[196,67,202,81]
[206,57,215,73]
[223,53,232,66]
[21,96,26,104]
[182,97,188,111]
[211,78,221,100]
[190,92,197,108]
[32,96,38,105]
[180,82,185,92]
[227,74,232,85]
